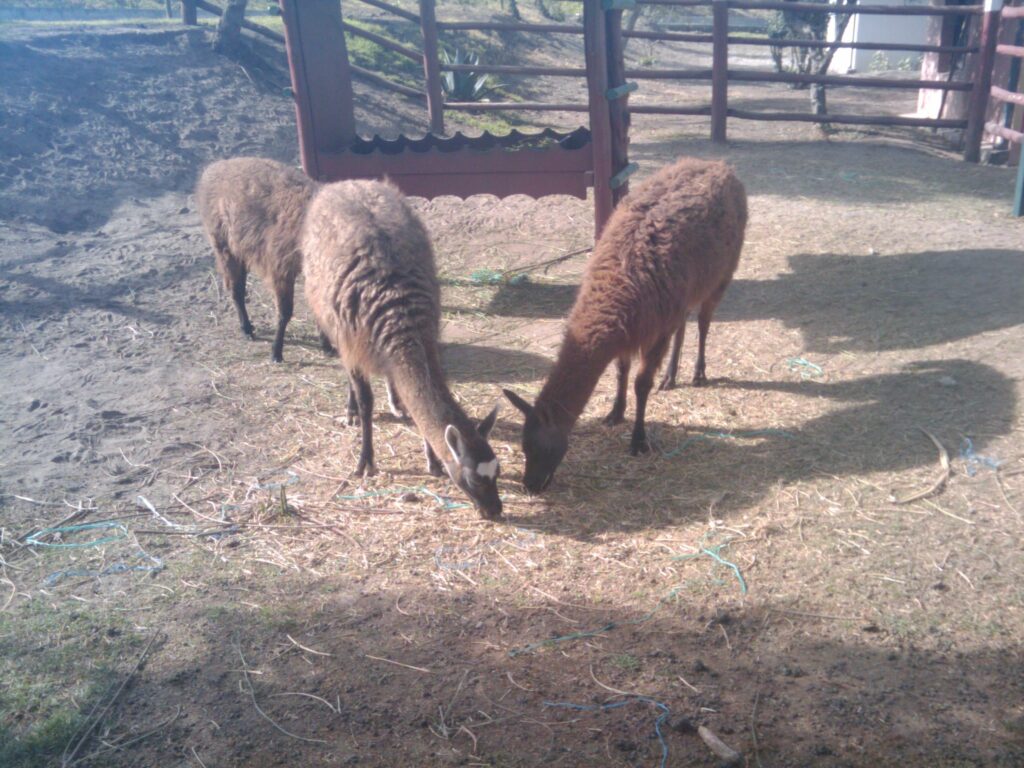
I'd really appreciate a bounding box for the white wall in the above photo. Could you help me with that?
[829,0,930,73]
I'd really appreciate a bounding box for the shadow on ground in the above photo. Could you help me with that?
[484,248,1024,353]
[499,359,1014,537]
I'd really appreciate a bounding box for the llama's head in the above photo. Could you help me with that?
[502,389,569,494]
[444,405,502,520]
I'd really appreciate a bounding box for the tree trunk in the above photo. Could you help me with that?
[165,0,173,19]
[215,0,248,54]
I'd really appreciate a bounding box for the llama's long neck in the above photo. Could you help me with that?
[388,339,476,458]
[536,328,619,431]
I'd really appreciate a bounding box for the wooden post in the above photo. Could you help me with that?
[419,0,446,135]
[280,0,357,179]
[1015,145,1024,215]
[605,6,632,206]
[182,0,197,25]
[964,0,1002,162]
[711,0,729,143]
[585,0,614,239]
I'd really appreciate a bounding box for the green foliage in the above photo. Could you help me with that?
[344,19,422,88]
[440,48,503,102]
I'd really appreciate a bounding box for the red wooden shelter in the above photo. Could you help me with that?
[278,0,632,237]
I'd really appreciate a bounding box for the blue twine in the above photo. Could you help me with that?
[43,550,165,586]
[469,268,528,286]
[959,438,1002,477]
[25,521,128,549]
[255,471,300,491]
[673,534,748,595]
[337,485,468,510]
[786,357,824,379]
[544,697,671,768]
[662,428,795,459]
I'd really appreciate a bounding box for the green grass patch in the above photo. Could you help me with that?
[0,601,141,768]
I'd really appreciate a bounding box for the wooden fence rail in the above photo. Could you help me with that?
[985,1,1024,214]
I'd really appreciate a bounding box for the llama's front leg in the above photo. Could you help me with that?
[424,439,445,477]
[270,280,294,363]
[658,320,686,391]
[602,356,631,426]
[350,371,376,477]
[631,335,671,455]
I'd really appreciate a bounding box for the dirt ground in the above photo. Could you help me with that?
[2,14,1023,768]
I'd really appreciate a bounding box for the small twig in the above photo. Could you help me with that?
[891,428,950,504]
[698,725,742,766]
[269,691,340,714]
[506,671,535,692]
[677,674,700,694]
[286,634,332,657]
[750,689,763,768]
[62,632,162,767]
[68,706,180,766]
[364,653,433,674]
[922,498,976,526]
[589,664,651,699]
[236,644,328,744]
[190,746,209,768]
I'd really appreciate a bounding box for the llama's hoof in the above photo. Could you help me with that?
[658,377,677,391]
[389,404,410,421]
[426,461,445,478]
[346,411,360,427]
[629,438,651,456]
[271,352,284,364]
[602,411,625,427]
[352,461,376,478]
[691,373,708,388]
[242,324,255,339]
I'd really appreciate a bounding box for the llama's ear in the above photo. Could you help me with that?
[444,424,466,463]
[502,389,533,417]
[477,404,499,438]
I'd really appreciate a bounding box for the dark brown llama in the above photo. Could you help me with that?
[504,158,747,492]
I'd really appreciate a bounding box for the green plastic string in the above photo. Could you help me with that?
[25,521,128,549]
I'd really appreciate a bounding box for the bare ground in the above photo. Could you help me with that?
[1,16,1023,768]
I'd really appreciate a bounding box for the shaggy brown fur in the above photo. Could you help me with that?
[302,179,502,519]
[505,157,747,492]
[196,157,315,362]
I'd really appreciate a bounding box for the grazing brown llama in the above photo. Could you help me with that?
[303,179,503,519]
[504,158,747,493]
[196,157,315,363]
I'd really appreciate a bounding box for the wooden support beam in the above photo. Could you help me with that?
[418,0,445,134]
[342,21,422,61]
[711,0,728,143]
[584,0,614,238]
[964,0,1002,162]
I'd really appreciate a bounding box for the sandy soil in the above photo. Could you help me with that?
[1,16,1023,768]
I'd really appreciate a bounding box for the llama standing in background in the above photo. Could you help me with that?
[196,157,314,363]
[505,158,747,493]
[303,179,503,519]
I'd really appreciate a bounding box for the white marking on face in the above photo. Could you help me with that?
[475,459,498,479]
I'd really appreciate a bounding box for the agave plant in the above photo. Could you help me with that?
[440,48,503,102]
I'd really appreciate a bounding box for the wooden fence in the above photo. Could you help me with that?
[985,1,1024,214]
[182,0,1019,165]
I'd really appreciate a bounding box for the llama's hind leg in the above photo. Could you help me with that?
[319,328,337,357]
[350,371,376,477]
[658,320,687,391]
[346,382,359,426]
[602,355,631,426]
[221,255,253,338]
[270,279,294,363]
[385,378,409,420]
[693,285,727,387]
[631,334,671,456]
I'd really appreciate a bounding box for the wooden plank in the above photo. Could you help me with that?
[1001,5,1024,18]
[623,29,713,44]
[444,101,589,111]
[727,108,968,128]
[440,64,588,76]
[436,21,584,34]
[418,0,444,134]
[354,0,420,23]
[727,0,983,16]
[964,7,1001,162]
[626,68,714,79]
[727,35,978,54]
[711,0,728,143]
[991,85,1024,108]
[1014,152,1024,217]
[605,6,631,204]
[341,21,421,61]
[985,120,1024,143]
[182,0,197,25]
[584,0,615,237]
[628,103,712,114]
[730,69,974,90]
[241,17,285,44]
[996,44,1024,59]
